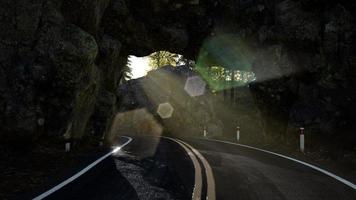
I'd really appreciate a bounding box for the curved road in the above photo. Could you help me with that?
[33,136,356,200]
[180,137,356,200]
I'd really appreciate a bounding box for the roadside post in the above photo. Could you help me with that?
[100,132,106,146]
[236,126,240,141]
[99,137,104,146]
[65,140,71,152]
[204,126,207,138]
[300,127,305,153]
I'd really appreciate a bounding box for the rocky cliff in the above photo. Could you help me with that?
[0,0,355,151]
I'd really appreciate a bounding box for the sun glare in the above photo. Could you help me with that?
[128,56,151,79]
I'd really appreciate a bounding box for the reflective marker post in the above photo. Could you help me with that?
[99,138,104,146]
[204,126,207,138]
[65,141,71,152]
[236,126,240,141]
[300,127,305,153]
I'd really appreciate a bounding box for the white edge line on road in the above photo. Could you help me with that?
[176,139,216,200]
[204,138,356,190]
[162,136,203,200]
[33,136,133,200]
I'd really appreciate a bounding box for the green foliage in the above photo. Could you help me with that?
[177,55,195,67]
[199,65,256,91]
[119,58,133,83]
[194,34,256,90]
[148,51,179,69]
[196,34,253,71]
[123,60,133,80]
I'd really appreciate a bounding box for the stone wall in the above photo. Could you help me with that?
[0,0,355,150]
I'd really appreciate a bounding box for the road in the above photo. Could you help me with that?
[181,137,356,200]
[33,135,356,200]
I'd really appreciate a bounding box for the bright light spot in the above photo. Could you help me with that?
[112,146,121,153]
[184,76,206,97]
[128,56,151,79]
[157,102,174,119]
[108,108,163,140]
[109,109,163,158]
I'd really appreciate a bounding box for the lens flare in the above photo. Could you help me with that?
[157,102,174,119]
[112,146,121,153]
[108,108,163,140]
[196,33,255,91]
[184,76,207,97]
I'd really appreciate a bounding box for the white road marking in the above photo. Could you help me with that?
[33,136,133,200]
[163,137,203,200]
[204,138,356,190]
[176,139,216,200]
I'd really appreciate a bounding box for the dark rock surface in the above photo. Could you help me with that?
[0,0,355,151]
[117,65,226,136]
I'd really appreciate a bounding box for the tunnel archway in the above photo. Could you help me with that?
[0,0,355,151]
[111,60,262,144]
[2,1,356,198]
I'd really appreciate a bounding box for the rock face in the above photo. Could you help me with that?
[117,65,264,140]
[0,0,355,150]
[117,65,219,137]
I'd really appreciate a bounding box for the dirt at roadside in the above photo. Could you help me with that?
[0,138,108,200]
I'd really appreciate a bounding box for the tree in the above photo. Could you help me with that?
[148,51,179,69]
[177,55,195,67]
[119,59,133,84]
[209,66,226,81]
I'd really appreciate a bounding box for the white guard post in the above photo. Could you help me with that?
[65,142,71,152]
[300,127,305,153]
[204,126,207,137]
[99,138,104,146]
[236,126,240,141]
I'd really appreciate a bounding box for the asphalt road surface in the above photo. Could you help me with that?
[180,137,356,200]
[34,135,356,200]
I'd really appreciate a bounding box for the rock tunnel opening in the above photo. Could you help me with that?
[109,46,262,145]
[0,0,355,154]
[2,1,356,198]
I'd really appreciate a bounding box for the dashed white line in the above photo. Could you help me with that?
[33,136,133,200]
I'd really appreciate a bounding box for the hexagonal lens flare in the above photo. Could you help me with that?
[184,76,206,97]
[157,102,174,119]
